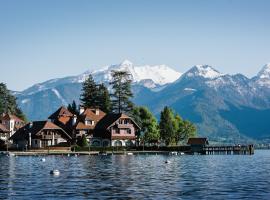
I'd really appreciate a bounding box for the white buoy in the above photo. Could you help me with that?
[165,160,171,164]
[67,154,70,157]
[50,169,60,176]
[170,151,178,156]
[41,158,46,162]
[74,154,78,157]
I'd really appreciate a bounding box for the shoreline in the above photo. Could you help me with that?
[1,150,183,156]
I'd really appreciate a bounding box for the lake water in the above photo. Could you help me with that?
[0,150,270,199]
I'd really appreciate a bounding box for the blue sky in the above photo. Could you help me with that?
[0,0,269,91]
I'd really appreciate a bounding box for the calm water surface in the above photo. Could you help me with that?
[0,150,270,200]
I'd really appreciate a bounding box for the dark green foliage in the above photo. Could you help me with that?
[77,134,89,147]
[80,75,99,108]
[132,106,159,144]
[159,106,197,146]
[97,83,111,113]
[80,75,111,113]
[0,83,27,121]
[110,70,133,114]
[159,106,176,146]
[67,100,79,115]
[174,114,196,144]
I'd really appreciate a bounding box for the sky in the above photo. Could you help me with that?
[0,0,270,91]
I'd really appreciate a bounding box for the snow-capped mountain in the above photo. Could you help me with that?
[22,60,182,95]
[15,62,270,142]
[184,65,223,79]
[253,63,270,87]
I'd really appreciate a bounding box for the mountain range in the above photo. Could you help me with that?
[15,60,270,143]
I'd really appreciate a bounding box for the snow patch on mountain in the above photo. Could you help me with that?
[51,88,68,105]
[186,65,223,79]
[21,99,30,104]
[80,60,182,85]
[254,63,270,87]
[184,88,197,91]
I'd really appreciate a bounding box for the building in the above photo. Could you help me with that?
[47,106,140,147]
[94,113,140,147]
[48,106,74,137]
[74,107,106,140]
[0,113,25,138]
[0,124,9,147]
[187,137,209,154]
[10,121,72,149]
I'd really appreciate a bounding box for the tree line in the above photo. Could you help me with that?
[0,83,27,121]
[68,70,196,146]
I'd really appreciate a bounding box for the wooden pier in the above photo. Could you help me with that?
[203,145,254,155]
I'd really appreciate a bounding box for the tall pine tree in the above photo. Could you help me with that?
[110,70,133,114]
[0,83,27,121]
[80,74,99,108]
[97,83,111,113]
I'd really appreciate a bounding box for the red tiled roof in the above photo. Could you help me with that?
[75,108,106,130]
[81,108,106,122]
[48,106,73,119]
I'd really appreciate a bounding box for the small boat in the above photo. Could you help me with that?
[127,152,133,155]
[180,152,185,155]
[41,158,46,162]
[165,160,171,164]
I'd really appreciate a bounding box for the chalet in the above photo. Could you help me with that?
[10,121,72,149]
[94,113,140,147]
[187,137,209,154]
[48,106,74,137]
[0,113,25,137]
[74,107,106,140]
[47,106,140,147]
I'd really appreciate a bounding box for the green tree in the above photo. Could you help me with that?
[97,83,111,113]
[77,134,89,147]
[159,106,176,146]
[67,100,79,115]
[132,106,159,144]
[80,74,99,108]
[0,83,27,121]
[179,120,197,142]
[110,70,133,114]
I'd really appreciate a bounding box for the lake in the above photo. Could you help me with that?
[0,150,270,199]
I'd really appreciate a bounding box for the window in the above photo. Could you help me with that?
[85,120,94,125]
[127,129,131,134]
[115,128,120,134]
[35,140,38,145]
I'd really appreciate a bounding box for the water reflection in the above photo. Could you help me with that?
[0,151,269,199]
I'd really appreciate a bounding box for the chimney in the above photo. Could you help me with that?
[72,115,77,126]
[79,106,85,115]
[95,109,99,115]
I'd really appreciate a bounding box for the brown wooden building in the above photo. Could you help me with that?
[10,121,71,149]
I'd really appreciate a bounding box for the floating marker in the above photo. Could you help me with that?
[50,169,60,176]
